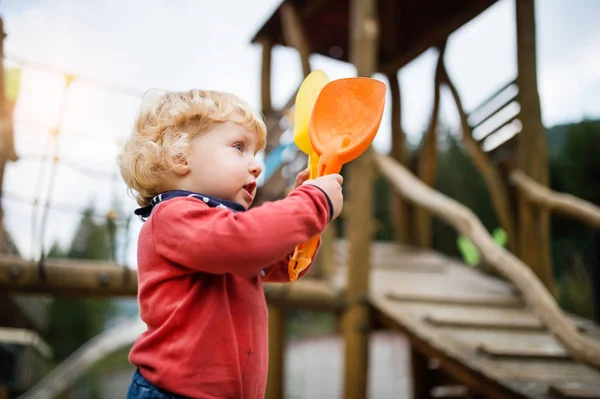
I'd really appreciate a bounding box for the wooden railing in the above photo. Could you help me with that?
[374,151,600,372]
[509,169,600,229]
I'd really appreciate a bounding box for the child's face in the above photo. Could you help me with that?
[182,121,263,209]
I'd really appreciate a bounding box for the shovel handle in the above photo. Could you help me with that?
[288,234,321,282]
[317,151,343,177]
[308,152,319,180]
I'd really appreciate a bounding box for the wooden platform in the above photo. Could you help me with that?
[330,240,600,399]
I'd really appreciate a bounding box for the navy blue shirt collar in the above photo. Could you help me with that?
[134,190,246,220]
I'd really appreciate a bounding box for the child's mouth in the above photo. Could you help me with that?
[243,182,256,198]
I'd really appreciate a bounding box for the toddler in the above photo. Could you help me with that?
[117,89,343,399]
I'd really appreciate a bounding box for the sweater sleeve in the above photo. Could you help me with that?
[151,184,330,278]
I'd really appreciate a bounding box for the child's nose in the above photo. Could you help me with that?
[249,159,263,177]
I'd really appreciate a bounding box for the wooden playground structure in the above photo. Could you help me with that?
[2,0,600,398]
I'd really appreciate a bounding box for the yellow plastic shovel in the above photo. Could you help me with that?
[292,69,330,179]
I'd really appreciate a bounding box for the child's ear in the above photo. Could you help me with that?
[171,152,189,176]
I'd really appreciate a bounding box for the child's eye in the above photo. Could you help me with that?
[233,143,243,152]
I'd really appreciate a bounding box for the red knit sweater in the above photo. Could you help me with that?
[128,185,330,398]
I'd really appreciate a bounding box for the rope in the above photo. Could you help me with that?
[5,53,145,99]
[2,55,138,270]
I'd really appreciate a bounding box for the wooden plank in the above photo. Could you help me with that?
[424,313,543,331]
[476,114,521,144]
[470,91,519,130]
[335,241,449,271]
[549,383,600,399]
[336,254,446,272]
[431,385,470,398]
[373,262,445,273]
[467,79,517,123]
[387,291,522,308]
[494,359,600,384]
[371,296,526,399]
[478,343,568,360]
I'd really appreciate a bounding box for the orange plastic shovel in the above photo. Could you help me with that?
[288,77,386,281]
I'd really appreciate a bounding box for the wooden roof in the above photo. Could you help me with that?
[251,0,499,73]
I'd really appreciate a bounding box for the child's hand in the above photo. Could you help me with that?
[293,168,310,190]
[304,174,344,220]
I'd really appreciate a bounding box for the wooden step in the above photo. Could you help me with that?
[549,382,600,398]
[431,385,471,398]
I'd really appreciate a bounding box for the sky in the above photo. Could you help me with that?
[0,0,599,268]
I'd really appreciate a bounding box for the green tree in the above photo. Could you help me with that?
[552,119,600,320]
[44,207,117,362]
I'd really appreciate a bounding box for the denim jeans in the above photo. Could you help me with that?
[126,369,189,399]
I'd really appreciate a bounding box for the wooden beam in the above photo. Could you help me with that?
[341,1,379,398]
[410,347,435,399]
[510,169,600,229]
[263,278,346,311]
[0,255,137,297]
[0,18,9,253]
[379,0,498,74]
[374,152,600,372]
[260,37,273,114]
[379,0,398,62]
[266,305,285,399]
[414,44,444,248]
[281,2,311,77]
[440,62,516,253]
[0,257,345,310]
[515,0,553,294]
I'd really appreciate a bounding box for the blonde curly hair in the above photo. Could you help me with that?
[117,89,267,207]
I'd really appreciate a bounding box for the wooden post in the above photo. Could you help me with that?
[341,0,378,398]
[281,2,311,77]
[266,305,285,399]
[410,348,435,398]
[515,0,554,293]
[0,18,8,252]
[314,223,337,280]
[261,37,273,115]
[386,72,411,245]
[414,45,444,248]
